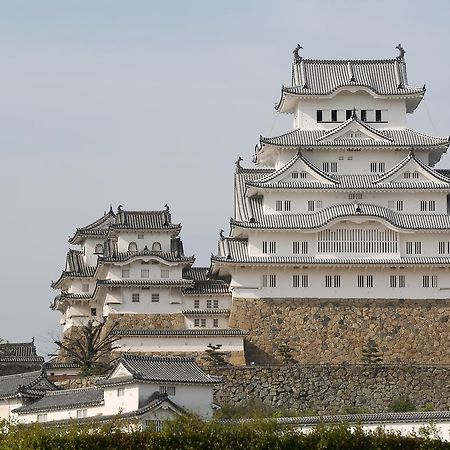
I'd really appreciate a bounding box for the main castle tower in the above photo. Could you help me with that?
[211,45,450,364]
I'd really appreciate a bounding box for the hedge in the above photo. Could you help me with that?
[0,416,448,450]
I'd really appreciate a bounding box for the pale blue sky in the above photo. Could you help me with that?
[1,0,449,355]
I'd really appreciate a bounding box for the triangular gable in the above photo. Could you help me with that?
[317,116,393,144]
[108,362,133,380]
[252,152,337,185]
[374,152,450,185]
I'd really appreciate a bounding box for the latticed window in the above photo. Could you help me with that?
[262,241,277,254]
[213,319,219,328]
[275,200,283,211]
[262,274,277,288]
[293,274,308,288]
[318,228,397,253]
[390,275,405,288]
[151,293,160,302]
[438,241,450,254]
[131,293,140,302]
[357,275,373,288]
[213,299,219,308]
[159,386,176,396]
[406,241,422,255]
[307,200,315,211]
[422,275,437,288]
[293,241,308,254]
[325,275,340,288]
[194,299,200,309]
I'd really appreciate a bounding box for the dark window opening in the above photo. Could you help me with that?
[91,308,97,316]
[331,110,338,122]
[361,110,367,122]
[316,110,323,122]
[375,110,382,122]
[346,110,352,120]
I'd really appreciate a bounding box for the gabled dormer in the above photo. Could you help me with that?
[317,114,393,145]
[374,151,450,187]
[247,151,337,193]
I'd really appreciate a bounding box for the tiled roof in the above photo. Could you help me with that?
[100,250,193,264]
[13,388,104,414]
[273,410,450,426]
[0,370,57,400]
[183,281,230,296]
[231,202,450,231]
[112,210,181,232]
[56,293,92,300]
[52,251,96,288]
[182,267,209,281]
[275,56,424,114]
[44,362,81,370]
[97,279,194,287]
[182,309,230,315]
[69,207,181,244]
[260,121,449,149]
[113,329,247,337]
[68,208,116,244]
[0,341,38,358]
[98,354,221,385]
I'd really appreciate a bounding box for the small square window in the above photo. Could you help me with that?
[161,269,169,278]
[194,299,200,309]
[132,293,140,302]
[151,293,160,302]
[213,299,219,308]
[37,414,47,423]
[201,318,207,327]
[117,387,125,397]
[141,269,150,278]
[137,233,144,239]
[122,269,130,278]
[207,299,212,308]
[213,319,219,328]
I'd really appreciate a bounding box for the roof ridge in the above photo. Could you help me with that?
[122,353,195,362]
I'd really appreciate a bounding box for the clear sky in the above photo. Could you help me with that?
[1,0,449,356]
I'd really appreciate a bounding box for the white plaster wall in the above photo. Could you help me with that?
[81,239,104,266]
[182,296,232,310]
[105,287,184,314]
[297,421,450,442]
[116,336,244,353]
[294,92,407,130]
[117,232,171,253]
[0,398,22,422]
[103,384,139,415]
[261,190,448,215]
[105,261,182,281]
[230,266,450,299]
[184,316,229,329]
[14,402,104,424]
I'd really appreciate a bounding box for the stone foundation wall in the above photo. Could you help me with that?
[229,298,450,364]
[213,365,450,414]
[107,313,185,330]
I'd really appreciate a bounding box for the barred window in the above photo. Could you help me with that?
[159,386,176,396]
[262,274,277,288]
[151,293,160,302]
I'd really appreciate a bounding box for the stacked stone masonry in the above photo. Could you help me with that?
[213,365,450,414]
[229,298,450,365]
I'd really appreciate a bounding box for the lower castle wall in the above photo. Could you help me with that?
[228,298,450,364]
[213,365,450,414]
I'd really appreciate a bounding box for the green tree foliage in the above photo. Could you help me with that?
[53,319,120,375]
[0,417,449,450]
[276,341,296,364]
[203,343,228,367]
[361,339,383,365]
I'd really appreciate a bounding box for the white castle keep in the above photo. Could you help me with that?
[211,44,450,301]
[52,45,450,362]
